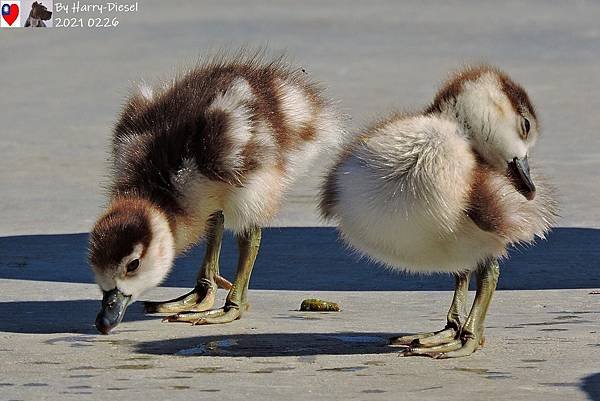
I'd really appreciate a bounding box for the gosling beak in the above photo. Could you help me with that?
[508,156,536,200]
[95,288,131,335]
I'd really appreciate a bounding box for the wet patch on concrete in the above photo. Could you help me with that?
[94,339,138,346]
[363,360,386,366]
[553,315,581,320]
[318,366,368,372]
[123,356,155,361]
[30,361,61,365]
[408,386,444,392]
[44,335,96,347]
[68,366,103,371]
[175,339,238,356]
[451,367,512,379]
[540,382,579,387]
[68,374,96,378]
[548,311,600,315]
[137,332,397,357]
[507,319,592,329]
[275,314,322,321]
[113,364,154,370]
[60,391,93,395]
[177,367,238,374]
[452,367,489,374]
[485,372,512,380]
[250,367,295,373]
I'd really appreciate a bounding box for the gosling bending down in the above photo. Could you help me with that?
[89,53,344,334]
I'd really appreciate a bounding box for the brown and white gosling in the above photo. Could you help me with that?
[89,54,344,334]
[320,65,557,358]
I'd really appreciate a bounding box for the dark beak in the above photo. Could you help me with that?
[95,288,131,335]
[508,156,536,200]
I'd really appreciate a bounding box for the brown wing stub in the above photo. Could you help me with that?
[466,163,507,234]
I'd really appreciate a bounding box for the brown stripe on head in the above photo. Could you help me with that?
[427,65,537,121]
[496,72,537,120]
[89,197,153,268]
[426,65,494,114]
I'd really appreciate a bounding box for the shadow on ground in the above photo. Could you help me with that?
[582,373,600,401]
[1,227,599,291]
[135,331,401,357]
[0,300,151,334]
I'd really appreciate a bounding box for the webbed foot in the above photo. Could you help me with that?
[144,276,232,314]
[164,302,248,325]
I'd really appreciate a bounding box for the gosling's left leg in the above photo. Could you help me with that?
[391,271,470,347]
[165,226,261,325]
[402,259,500,358]
[144,211,231,314]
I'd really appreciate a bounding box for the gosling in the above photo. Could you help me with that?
[89,53,344,334]
[320,65,557,358]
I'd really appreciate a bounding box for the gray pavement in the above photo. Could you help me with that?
[1,227,599,400]
[1,1,599,400]
[1,282,599,401]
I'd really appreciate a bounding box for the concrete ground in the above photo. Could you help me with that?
[1,1,599,400]
[1,228,599,400]
[1,282,599,401]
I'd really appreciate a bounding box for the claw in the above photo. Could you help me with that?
[390,332,435,346]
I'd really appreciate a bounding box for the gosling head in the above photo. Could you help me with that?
[428,65,538,200]
[88,197,175,334]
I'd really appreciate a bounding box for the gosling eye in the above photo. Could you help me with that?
[126,259,140,274]
[522,117,531,138]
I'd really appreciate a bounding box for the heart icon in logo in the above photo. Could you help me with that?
[1,3,20,26]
